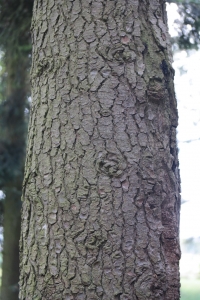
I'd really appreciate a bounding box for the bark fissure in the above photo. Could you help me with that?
[20,1,180,299]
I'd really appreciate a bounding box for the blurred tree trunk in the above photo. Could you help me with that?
[20,1,181,299]
[0,54,28,300]
[0,1,33,299]
[1,188,21,300]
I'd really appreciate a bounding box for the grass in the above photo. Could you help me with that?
[181,279,200,300]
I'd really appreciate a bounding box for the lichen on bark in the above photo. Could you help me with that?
[20,1,181,299]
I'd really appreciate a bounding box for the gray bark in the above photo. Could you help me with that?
[20,1,181,299]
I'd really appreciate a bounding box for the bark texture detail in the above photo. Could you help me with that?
[20,1,181,299]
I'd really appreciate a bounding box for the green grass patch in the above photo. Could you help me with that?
[181,279,200,300]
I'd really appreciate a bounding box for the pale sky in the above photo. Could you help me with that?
[167,3,200,239]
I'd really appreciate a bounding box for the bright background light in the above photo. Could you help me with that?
[167,3,200,283]
[167,3,200,240]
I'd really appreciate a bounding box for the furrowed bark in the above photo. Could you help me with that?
[20,1,181,299]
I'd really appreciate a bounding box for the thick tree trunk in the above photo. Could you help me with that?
[20,1,181,299]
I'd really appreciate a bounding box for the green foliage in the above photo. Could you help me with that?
[176,3,200,50]
[167,1,200,50]
[181,279,200,300]
[0,0,33,54]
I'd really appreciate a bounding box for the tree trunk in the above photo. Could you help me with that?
[1,188,21,300]
[20,1,181,299]
[0,84,27,300]
[0,2,33,298]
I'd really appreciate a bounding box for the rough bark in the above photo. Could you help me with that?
[20,1,181,299]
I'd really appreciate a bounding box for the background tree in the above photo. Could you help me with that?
[0,1,33,299]
[20,1,181,299]
[168,0,200,50]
